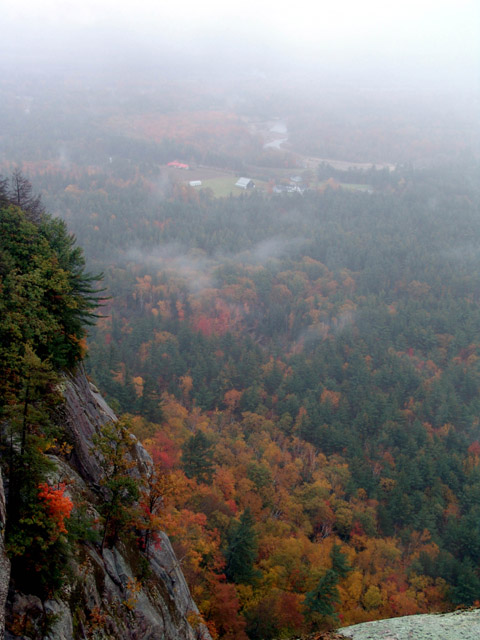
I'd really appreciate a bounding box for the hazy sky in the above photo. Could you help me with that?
[2,0,479,83]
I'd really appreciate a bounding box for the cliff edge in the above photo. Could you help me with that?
[337,609,480,640]
[3,367,210,640]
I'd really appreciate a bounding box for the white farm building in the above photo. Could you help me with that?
[235,177,255,189]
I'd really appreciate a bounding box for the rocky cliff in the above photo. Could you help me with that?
[0,469,10,639]
[3,367,211,640]
[337,608,480,640]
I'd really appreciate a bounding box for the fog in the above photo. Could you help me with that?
[2,0,479,90]
[124,236,308,296]
[1,0,479,171]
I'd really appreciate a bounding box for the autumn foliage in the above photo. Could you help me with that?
[11,148,480,636]
[37,483,73,537]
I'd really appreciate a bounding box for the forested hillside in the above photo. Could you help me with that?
[1,63,480,639]
[20,157,478,638]
[1,0,479,635]
[0,178,213,639]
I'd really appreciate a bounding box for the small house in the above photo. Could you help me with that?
[168,161,190,170]
[235,177,255,189]
[189,181,202,187]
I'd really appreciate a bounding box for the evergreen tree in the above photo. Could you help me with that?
[225,508,259,584]
[450,559,480,606]
[0,202,101,377]
[330,543,351,579]
[0,187,103,598]
[0,175,8,207]
[303,569,340,623]
[8,168,45,222]
[181,430,215,484]
[91,418,140,550]
[137,376,164,423]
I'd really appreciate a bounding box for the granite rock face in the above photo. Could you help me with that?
[4,367,210,640]
[0,469,11,639]
[338,609,480,640]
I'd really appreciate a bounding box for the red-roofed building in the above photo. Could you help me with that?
[167,161,190,170]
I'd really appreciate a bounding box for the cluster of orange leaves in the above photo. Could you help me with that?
[37,482,73,535]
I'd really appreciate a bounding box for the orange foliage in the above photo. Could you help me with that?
[320,389,341,409]
[224,389,242,413]
[204,577,248,640]
[37,483,73,536]
[144,431,180,469]
[130,377,453,632]
[132,376,144,397]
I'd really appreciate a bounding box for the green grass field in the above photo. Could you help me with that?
[340,183,372,192]
[200,176,238,197]
[199,177,269,198]
[314,179,372,192]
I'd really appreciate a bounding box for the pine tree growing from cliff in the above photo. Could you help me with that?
[92,418,140,551]
[0,174,102,598]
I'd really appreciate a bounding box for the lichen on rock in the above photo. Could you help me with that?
[337,608,480,640]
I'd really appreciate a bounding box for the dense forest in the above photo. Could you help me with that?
[23,157,480,638]
[1,66,480,639]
